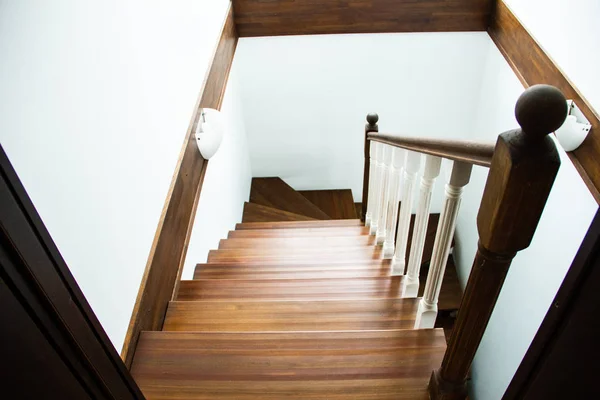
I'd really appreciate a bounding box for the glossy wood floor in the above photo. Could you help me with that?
[130,180,459,399]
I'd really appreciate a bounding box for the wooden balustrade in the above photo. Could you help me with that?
[429,85,567,400]
[362,84,567,400]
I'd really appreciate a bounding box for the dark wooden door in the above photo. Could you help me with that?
[0,145,144,399]
[504,208,600,399]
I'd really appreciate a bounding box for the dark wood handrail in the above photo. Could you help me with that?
[367,132,495,168]
[120,4,237,369]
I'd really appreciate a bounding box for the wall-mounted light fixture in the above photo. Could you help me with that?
[555,100,592,151]
[195,108,224,159]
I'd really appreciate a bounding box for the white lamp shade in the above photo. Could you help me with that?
[555,115,587,152]
[196,108,224,159]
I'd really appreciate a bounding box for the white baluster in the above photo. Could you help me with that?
[415,161,472,329]
[383,148,406,258]
[391,151,422,275]
[369,143,384,235]
[375,145,393,244]
[403,155,442,297]
[365,141,377,227]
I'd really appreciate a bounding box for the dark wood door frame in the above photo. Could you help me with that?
[0,144,143,399]
[503,208,600,399]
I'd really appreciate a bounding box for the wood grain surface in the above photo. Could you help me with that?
[218,235,377,249]
[242,202,316,223]
[233,0,492,37]
[250,178,331,220]
[229,225,369,237]
[298,189,358,219]
[369,133,495,168]
[163,298,420,331]
[131,330,446,399]
[207,246,385,263]
[176,276,407,301]
[235,219,363,230]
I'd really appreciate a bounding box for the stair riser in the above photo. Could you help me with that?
[228,226,370,238]
[219,236,376,249]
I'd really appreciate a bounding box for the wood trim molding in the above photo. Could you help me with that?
[233,0,493,37]
[489,0,600,203]
[0,145,144,399]
[121,2,238,369]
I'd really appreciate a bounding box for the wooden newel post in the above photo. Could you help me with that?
[429,85,567,400]
[362,113,379,222]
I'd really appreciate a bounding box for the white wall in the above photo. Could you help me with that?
[504,0,600,109]
[453,37,599,399]
[235,33,491,207]
[183,59,252,279]
[0,0,230,350]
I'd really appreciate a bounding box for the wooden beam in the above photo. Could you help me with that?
[120,3,238,369]
[233,0,493,37]
[489,0,600,204]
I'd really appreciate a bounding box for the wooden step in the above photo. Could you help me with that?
[195,267,392,280]
[242,202,316,223]
[250,177,331,220]
[298,189,357,219]
[163,298,420,331]
[228,226,369,238]
[236,219,362,230]
[218,235,376,249]
[176,276,406,301]
[193,260,462,312]
[207,246,384,263]
[194,260,392,279]
[195,260,391,280]
[131,330,446,399]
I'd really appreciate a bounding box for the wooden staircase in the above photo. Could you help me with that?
[130,177,462,399]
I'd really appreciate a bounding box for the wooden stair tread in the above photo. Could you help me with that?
[242,202,316,223]
[219,235,376,249]
[196,260,392,271]
[250,177,331,220]
[194,260,393,279]
[236,219,362,230]
[176,276,407,301]
[131,330,445,399]
[164,298,420,331]
[298,189,357,219]
[209,245,380,256]
[228,226,369,238]
[207,246,384,263]
[194,267,392,280]
[193,260,461,311]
